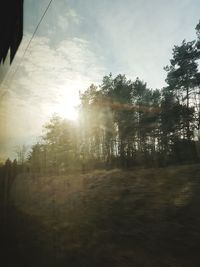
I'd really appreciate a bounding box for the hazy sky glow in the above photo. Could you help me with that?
[0,0,200,160]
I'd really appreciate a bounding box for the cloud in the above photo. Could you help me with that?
[16,34,105,103]
[57,9,81,31]
[0,31,106,159]
[76,0,199,89]
[57,15,69,31]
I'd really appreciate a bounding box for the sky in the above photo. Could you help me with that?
[0,0,200,160]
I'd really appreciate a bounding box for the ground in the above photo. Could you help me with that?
[1,164,200,266]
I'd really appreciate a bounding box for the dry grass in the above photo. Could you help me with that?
[7,164,200,266]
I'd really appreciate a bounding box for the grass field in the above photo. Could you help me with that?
[1,164,200,266]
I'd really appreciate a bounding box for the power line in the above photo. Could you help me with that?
[10,0,55,82]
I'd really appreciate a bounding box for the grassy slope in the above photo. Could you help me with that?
[6,164,200,266]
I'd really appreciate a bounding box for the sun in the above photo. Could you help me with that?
[58,104,79,121]
[49,88,80,121]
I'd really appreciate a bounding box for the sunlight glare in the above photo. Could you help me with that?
[58,103,79,121]
[49,86,80,121]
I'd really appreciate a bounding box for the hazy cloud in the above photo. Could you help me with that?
[0,31,106,159]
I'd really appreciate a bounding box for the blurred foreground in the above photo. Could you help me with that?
[1,164,200,266]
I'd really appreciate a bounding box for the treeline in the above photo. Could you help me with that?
[1,21,200,176]
[0,159,20,215]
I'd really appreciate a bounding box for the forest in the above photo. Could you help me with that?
[1,21,200,178]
